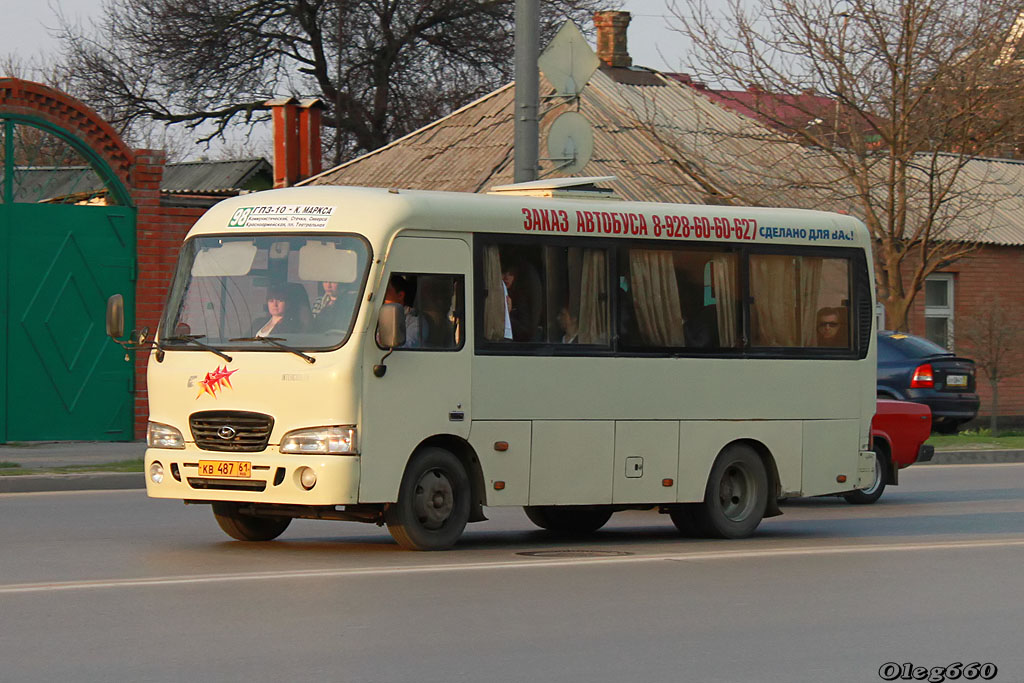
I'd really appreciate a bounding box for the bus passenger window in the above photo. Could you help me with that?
[619,247,738,351]
[749,254,851,349]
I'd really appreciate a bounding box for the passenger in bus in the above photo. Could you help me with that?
[383,275,424,348]
[312,281,355,332]
[556,306,579,344]
[816,306,849,347]
[501,260,543,342]
[253,283,309,337]
[416,276,457,348]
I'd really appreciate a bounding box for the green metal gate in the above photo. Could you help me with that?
[0,116,137,442]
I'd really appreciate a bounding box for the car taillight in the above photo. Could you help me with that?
[910,363,934,388]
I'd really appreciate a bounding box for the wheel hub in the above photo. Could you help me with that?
[413,469,454,530]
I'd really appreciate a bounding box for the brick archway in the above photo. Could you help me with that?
[0,78,135,191]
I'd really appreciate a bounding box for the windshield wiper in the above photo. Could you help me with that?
[161,335,233,363]
[229,336,316,364]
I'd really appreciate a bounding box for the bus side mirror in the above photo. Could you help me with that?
[106,294,125,339]
[377,303,407,349]
[373,303,407,377]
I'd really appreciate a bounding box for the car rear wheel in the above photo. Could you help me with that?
[932,419,963,435]
[843,447,888,505]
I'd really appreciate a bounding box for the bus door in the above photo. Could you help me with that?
[359,236,471,502]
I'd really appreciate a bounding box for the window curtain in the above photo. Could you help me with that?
[577,249,609,344]
[629,249,685,346]
[712,254,738,347]
[798,257,823,346]
[482,246,506,341]
[750,255,798,346]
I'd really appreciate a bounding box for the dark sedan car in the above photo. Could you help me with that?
[876,331,980,433]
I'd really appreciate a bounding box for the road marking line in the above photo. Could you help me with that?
[2,538,1023,595]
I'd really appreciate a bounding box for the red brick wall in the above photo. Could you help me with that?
[903,245,1024,421]
[130,150,207,438]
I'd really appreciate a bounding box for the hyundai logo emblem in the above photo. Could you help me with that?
[217,425,238,440]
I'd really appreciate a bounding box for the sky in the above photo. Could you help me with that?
[1,0,690,158]
[3,0,690,73]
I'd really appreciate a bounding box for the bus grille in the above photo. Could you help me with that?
[190,411,274,452]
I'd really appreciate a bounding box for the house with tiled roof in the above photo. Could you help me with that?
[303,12,1024,424]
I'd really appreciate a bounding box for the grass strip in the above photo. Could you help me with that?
[0,459,144,476]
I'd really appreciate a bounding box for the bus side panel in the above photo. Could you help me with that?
[529,421,614,506]
[801,419,861,497]
[469,420,532,506]
[612,421,680,504]
[676,421,803,502]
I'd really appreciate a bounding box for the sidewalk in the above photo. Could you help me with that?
[2,440,1023,494]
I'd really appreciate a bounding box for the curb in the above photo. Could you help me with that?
[921,450,1024,465]
[0,473,145,494]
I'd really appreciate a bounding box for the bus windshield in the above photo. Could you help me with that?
[160,234,371,351]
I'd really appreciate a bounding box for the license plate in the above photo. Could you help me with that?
[198,460,252,478]
[946,374,968,387]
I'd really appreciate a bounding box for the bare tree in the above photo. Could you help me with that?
[53,0,615,163]
[957,296,1024,435]
[666,0,1024,330]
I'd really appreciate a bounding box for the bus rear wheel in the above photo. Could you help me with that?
[523,505,613,535]
[384,447,470,551]
[690,445,768,539]
[212,502,291,541]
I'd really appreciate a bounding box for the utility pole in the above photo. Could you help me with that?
[514,0,539,182]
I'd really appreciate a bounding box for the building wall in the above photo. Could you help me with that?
[904,244,1024,421]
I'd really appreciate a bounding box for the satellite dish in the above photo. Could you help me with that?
[539,21,600,98]
[546,111,594,173]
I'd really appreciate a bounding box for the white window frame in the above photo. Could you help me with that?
[924,273,955,350]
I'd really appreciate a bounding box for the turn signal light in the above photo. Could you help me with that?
[837,474,847,483]
[494,481,506,490]
[910,363,934,388]
[662,478,674,487]
[494,442,509,452]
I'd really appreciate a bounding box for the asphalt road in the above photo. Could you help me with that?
[2,464,1024,683]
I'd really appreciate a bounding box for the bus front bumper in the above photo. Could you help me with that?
[144,446,360,506]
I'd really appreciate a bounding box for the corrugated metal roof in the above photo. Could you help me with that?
[6,158,272,202]
[161,158,272,194]
[306,66,1024,246]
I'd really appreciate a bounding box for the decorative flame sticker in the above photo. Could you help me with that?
[196,366,239,400]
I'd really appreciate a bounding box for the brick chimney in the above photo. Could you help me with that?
[297,98,324,179]
[268,96,324,187]
[594,11,632,68]
[269,97,299,188]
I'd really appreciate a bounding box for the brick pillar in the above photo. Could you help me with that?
[594,11,632,68]
[131,148,166,439]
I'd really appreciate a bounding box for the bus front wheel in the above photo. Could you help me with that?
[523,505,613,535]
[212,502,291,541]
[690,445,768,539]
[385,447,471,551]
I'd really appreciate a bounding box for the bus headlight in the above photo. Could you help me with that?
[280,426,358,454]
[147,422,185,449]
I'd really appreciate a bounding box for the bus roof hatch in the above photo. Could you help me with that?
[487,176,619,200]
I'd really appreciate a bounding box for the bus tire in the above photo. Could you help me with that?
[667,504,702,536]
[523,505,613,535]
[843,445,887,505]
[212,503,291,541]
[693,445,768,539]
[384,447,470,551]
